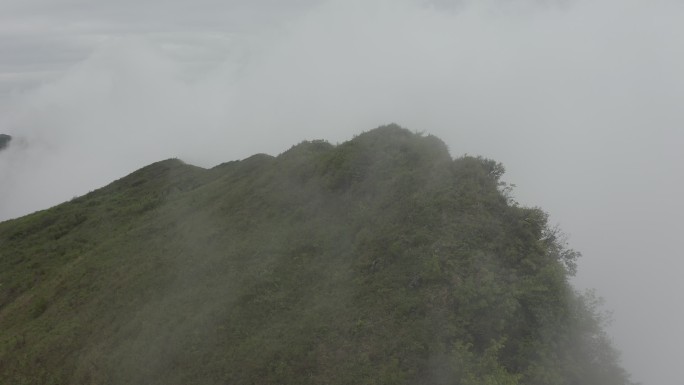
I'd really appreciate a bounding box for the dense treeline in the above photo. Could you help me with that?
[0,125,634,384]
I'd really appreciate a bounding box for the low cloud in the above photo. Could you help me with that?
[1,1,683,383]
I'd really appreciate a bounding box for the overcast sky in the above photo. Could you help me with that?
[1,0,683,383]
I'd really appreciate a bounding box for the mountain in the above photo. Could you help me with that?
[0,125,634,385]
[0,134,10,151]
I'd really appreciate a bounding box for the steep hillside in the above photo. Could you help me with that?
[0,125,634,384]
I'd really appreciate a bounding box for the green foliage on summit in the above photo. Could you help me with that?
[0,125,634,384]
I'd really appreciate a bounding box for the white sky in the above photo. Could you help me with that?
[1,1,683,383]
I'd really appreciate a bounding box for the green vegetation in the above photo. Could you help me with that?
[0,125,634,384]
[0,134,10,150]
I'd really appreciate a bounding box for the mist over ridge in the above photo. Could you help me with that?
[0,125,636,384]
[1,1,683,383]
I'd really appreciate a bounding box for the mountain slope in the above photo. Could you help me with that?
[0,134,10,151]
[0,125,633,384]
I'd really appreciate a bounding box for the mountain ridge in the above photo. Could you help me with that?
[0,124,634,384]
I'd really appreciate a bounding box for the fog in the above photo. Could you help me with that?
[1,0,683,383]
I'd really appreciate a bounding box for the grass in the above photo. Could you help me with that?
[0,125,634,385]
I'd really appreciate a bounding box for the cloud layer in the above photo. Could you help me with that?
[1,1,683,383]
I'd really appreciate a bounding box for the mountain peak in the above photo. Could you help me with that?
[0,125,634,385]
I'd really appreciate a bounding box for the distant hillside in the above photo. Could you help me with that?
[0,125,634,385]
[0,134,10,150]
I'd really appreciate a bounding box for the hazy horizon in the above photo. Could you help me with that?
[2,1,683,383]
